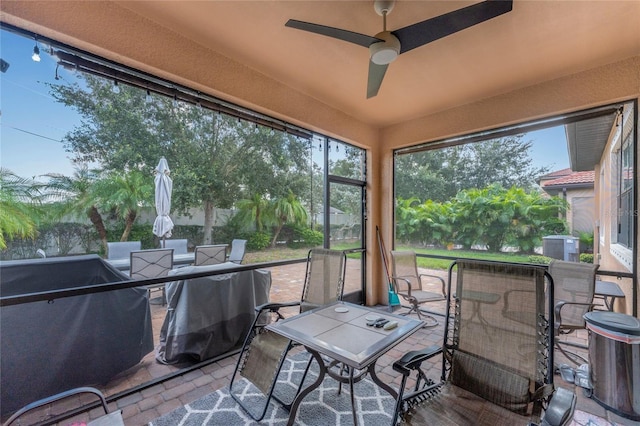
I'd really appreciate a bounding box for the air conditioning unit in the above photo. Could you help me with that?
[543,235,579,261]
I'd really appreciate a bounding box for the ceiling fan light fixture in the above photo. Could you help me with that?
[369,31,400,65]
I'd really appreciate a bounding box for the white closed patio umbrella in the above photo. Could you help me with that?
[152,157,174,247]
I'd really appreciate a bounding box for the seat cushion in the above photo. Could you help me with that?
[405,383,531,425]
[411,289,445,303]
[450,350,532,415]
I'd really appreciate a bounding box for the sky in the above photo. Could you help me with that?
[1,29,569,181]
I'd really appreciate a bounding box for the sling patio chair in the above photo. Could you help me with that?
[390,250,446,326]
[162,238,188,255]
[194,244,228,266]
[229,248,347,421]
[5,387,124,426]
[107,241,141,260]
[130,248,174,305]
[549,259,599,365]
[228,238,247,264]
[392,259,576,426]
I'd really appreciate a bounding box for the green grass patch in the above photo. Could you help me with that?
[395,246,533,271]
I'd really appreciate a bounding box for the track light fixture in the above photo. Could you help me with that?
[31,41,41,62]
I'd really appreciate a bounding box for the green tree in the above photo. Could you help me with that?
[267,191,308,248]
[0,169,41,250]
[235,193,269,232]
[49,76,311,245]
[395,135,549,202]
[43,165,110,253]
[96,170,153,242]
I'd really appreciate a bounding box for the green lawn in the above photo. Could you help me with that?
[395,246,538,271]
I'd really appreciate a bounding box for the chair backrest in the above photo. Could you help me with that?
[162,238,188,255]
[390,250,421,293]
[549,260,599,329]
[107,241,141,260]
[228,239,247,264]
[194,244,228,266]
[300,248,347,313]
[447,259,552,415]
[130,248,173,279]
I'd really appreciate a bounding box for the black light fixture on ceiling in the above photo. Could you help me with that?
[31,38,40,62]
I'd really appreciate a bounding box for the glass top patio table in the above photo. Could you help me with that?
[267,301,423,369]
[266,301,423,426]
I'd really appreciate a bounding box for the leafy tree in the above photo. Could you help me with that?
[235,193,269,232]
[48,76,311,245]
[395,135,549,202]
[0,169,41,250]
[95,170,153,242]
[267,191,308,248]
[42,165,110,253]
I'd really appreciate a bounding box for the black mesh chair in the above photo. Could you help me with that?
[392,259,576,426]
[229,248,347,421]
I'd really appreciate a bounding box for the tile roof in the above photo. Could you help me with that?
[542,170,595,187]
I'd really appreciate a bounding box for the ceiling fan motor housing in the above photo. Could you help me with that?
[370,31,400,65]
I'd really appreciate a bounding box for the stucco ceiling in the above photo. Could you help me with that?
[113,0,640,128]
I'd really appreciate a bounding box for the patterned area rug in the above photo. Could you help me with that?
[148,352,395,426]
[149,353,616,426]
[569,410,619,426]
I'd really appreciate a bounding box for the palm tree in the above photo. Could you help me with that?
[0,169,41,250]
[98,169,153,242]
[235,193,269,232]
[268,191,308,248]
[43,165,110,254]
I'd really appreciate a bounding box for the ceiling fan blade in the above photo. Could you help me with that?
[393,0,513,54]
[286,19,383,48]
[367,61,389,99]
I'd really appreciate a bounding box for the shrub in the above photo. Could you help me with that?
[246,231,271,250]
[528,255,553,265]
[579,253,594,263]
[289,225,323,248]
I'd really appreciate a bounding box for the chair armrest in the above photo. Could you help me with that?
[418,273,446,297]
[554,301,596,327]
[540,387,576,426]
[391,276,413,295]
[255,301,300,314]
[393,345,441,376]
[5,387,111,426]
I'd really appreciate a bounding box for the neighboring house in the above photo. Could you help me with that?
[562,104,635,314]
[538,168,595,234]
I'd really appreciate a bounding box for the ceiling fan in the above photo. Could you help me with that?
[286,0,513,98]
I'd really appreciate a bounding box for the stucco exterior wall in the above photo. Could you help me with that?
[594,108,636,315]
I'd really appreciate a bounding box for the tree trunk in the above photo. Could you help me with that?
[270,222,284,248]
[88,206,108,254]
[203,200,214,244]
[120,210,137,242]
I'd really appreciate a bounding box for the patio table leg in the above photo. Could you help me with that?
[368,359,399,400]
[286,349,326,426]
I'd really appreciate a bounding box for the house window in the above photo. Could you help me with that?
[617,128,634,248]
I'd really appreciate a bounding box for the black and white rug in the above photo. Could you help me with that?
[149,353,395,426]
